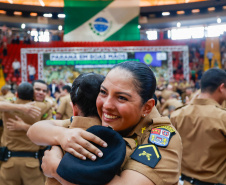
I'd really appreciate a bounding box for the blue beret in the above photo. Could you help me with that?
[57,125,126,185]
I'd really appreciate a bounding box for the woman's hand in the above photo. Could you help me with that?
[41,146,63,178]
[58,128,107,161]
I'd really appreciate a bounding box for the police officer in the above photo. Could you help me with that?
[56,85,73,120]
[0,86,15,146]
[160,93,183,116]
[32,80,53,120]
[171,68,226,185]
[29,61,182,185]
[1,85,15,101]
[29,73,105,185]
[0,82,52,185]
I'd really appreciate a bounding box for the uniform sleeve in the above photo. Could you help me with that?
[57,98,66,116]
[123,131,182,185]
[55,119,71,128]
[161,101,169,111]
[170,111,179,129]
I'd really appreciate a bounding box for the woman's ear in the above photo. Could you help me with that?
[142,98,155,116]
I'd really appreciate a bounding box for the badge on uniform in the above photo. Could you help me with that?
[148,126,176,147]
[42,113,48,119]
[131,144,161,168]
[70,116,74,123]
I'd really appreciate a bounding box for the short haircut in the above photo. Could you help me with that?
[32,79,47,86]
[201,68,226,93]
[71,73,105,117]
[17,82,34,100]
[1,85,10,91]
[62,85,71,93]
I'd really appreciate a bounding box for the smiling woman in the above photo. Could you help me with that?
[28,61,182,185]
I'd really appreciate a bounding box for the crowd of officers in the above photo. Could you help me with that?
[0,80,73,185]
[0,68,225,185]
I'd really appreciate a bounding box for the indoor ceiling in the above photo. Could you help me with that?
[0,0,208,7]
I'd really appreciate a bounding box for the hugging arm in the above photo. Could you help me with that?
[27,120,107,160]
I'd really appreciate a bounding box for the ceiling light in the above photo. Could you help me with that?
[21,23,26,29]
[14,11,22,16]
[58,14,65,18]
[177,22,181,28]
[217,18,221,24]
[39,0,45,7]
[162,12,170,16]
[0,10,6,14]
[43,13,52,18]
[192,9,200,13]
[30,12,37,17]
[177,10,185,15]
[208,7,215,12]
[58,25,63,31]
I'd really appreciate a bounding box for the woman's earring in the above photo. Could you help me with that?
[143,114,146,117]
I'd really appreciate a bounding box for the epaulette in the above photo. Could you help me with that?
[216,105,226,111]
[174,104,187,111]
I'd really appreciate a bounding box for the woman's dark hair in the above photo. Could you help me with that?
[112,61,156,104]
[17,82,34,100]
[70,73,105,117]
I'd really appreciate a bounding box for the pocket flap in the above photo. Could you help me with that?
[2,161,14,168]
[25,161,39,168]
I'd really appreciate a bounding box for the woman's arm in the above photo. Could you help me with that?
[27,120,107,160]
[106,170,155,185]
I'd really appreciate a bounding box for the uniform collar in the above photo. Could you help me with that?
[192,98,222,107]
[70,116,101,129]
[126,106,162,137]
[15,98,31,104]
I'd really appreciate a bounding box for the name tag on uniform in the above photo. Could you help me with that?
[149,126,175,147]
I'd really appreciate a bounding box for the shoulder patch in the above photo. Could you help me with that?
[148,126,176,147]
[156,125,175,133]
[131,144,161,168]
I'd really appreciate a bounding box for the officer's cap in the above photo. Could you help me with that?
[57,125,126,185]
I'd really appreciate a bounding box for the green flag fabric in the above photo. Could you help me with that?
[64,0,140,41]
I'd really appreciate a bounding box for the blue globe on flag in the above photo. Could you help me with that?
[94,17,109,33]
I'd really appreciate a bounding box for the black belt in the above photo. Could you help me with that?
[7,150,39,159]
[181,174,224,185]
